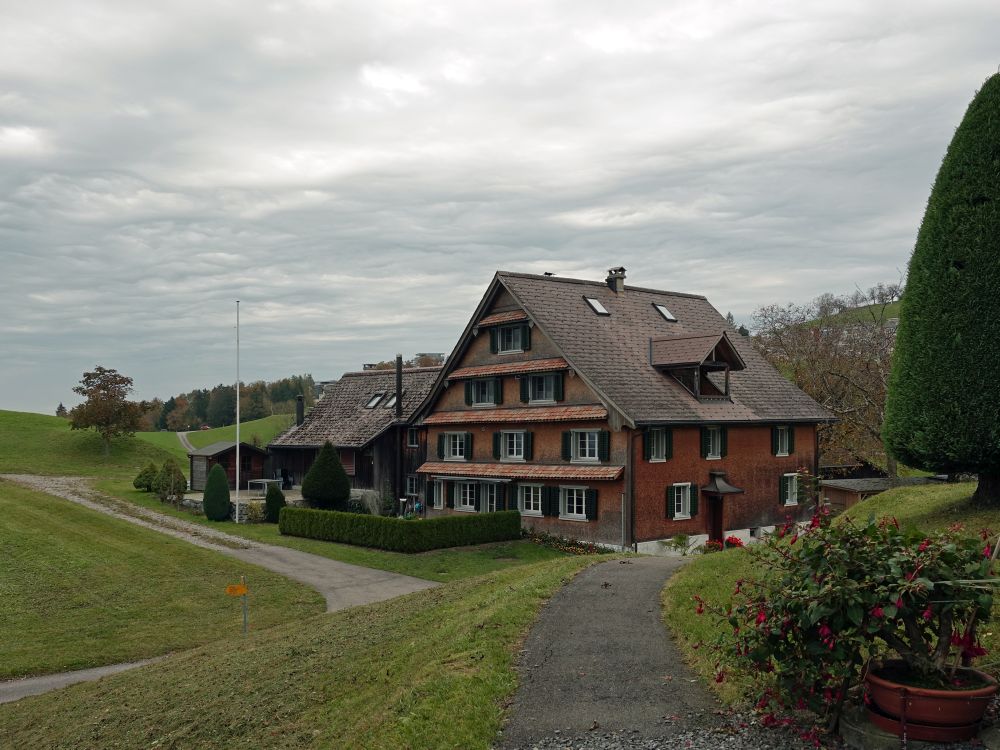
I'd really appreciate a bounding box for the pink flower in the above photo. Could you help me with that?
[756,609,767,625]
[984,545,992,558]
[922,606,933,620]
[871,605,885,618]
[918,539,930,552]
[895,597,903,609]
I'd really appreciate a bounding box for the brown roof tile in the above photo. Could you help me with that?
[422,404,607,425]
[417,461,623,481]
[477,310,529,326]
[449,357,568,380]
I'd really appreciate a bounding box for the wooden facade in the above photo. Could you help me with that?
[188,441,269,491]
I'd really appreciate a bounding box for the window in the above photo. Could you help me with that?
[671,483,692,519]
[365,393,383,408]
[774,426,790,457]
[405,475,419,499]
[574,430,599,462]
[432,481,444,509]
[456,482,477,511]
[704,426,722,460]
[482,483,498,512]
[519,484,542,516]
[560,486,587,520]
[502,431,525,461]
[407,428,419,448]
[584,297,610,315]
[529,374,555,402]
[648,428,668,461]
[444,432,468,461]
[470,379,495,406]
[498,325,522,353]
[782,473,799,506]
[653,303,677,322]
[383,393,399,409]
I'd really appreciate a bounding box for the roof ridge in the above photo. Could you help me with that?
[340,366,443,377]
[496,270,707,300]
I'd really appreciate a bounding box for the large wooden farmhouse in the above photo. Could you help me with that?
[414,268,832,550]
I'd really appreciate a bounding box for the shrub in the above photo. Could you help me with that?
[264,483,286,523]
[724,535,744,548]
[154,458,187,504]
[243,501,266,524]
[133,462,158,492]
[700,539,723,553]
[279,508,521,553]
[202,463,231,521]
[301,441,351,510]
[523,529,604,555]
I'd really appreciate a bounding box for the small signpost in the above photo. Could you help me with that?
[226,575,249,635]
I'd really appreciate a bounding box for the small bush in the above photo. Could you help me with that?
[133,462,158,492]
[242,501,266,524]
[280,508,521,553]
[154,458,187,504]
[264,483,286,523]
[203,464,231,521]
[523,529,604,555]
[301,441,351,510]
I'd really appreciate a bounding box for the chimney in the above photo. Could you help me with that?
[395,354,403,419]
[606,266,626,293]
[295,395,304,426]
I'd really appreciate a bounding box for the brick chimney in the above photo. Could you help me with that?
[606,266,626,293]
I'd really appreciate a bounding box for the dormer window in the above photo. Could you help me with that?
[653,303,677,322]
[498,325,522,353]
[650,332,746,403]
[585,297,610,315]
[365,393,384,408]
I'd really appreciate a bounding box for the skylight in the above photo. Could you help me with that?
[383,394,398,409]
[584,297,610,315]
[653,303,677,322]
[365,394,384,408]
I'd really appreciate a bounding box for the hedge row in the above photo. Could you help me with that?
[278,507,522,553]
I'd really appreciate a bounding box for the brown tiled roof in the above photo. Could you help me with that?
[477,310,529,326]
[497,272,832,424]
[422,405,607,425]
[269,366,441,448]
[649,332,745,369]
[417,461,624,481]
[448,357,568,380]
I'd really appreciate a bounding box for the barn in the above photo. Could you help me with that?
[188,441,269,491]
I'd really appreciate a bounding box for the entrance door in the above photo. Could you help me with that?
[709,496,724,542]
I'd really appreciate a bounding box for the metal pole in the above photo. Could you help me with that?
[241,574,248,635]
[235,300,241,523]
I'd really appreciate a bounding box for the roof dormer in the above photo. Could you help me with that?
[650,331,745,401]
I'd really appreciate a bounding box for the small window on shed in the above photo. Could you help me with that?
[653,303,677,322]
[584,297,610,315]
[365,393,384,408]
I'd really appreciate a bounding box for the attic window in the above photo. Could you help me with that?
[383,393,400,409]
[653,303,677,322]
[365,394,384,408]
[584,297,610,316]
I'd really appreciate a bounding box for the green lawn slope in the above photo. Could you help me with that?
[185,414,294,449]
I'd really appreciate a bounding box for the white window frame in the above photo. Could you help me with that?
[470,379,495,407]
[784,473,799,506]
[407,427,419,448]
[584,297,610,315]
[775,426,790,457]
[649,428,667,462]
[405,475,419,499]
[653,303,677,322]
[519,484,542,516]
[560,485,588,521]
[672,482,691,520]
[572,430,600,463]
[482,483,498,512]
[432,480,444,509]
[501,430,525,462]
[365,393,384,408]
[706,426,722,460]
[444,432,467,461]
[456,481,477,512]
[497,325,523,354]
[528,373,555,403]
[383,394,398,409]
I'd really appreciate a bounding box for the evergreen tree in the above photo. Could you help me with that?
[202,464,232,521]
[154,458,187,504]
[55,402,67,418]
[264,483,286,523]
[133,462,158,491]
[884,73,1000,504]
[301,441,351,510]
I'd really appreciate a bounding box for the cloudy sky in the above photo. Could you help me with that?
[2,0,998,414]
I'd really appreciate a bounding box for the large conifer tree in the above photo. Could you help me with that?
[301,441,351,510]
[884,73,1000,504]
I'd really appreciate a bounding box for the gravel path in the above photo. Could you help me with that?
[0,658,168,705]
[177,431,195,452]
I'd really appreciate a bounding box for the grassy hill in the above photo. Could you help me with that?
[186,414,294,450]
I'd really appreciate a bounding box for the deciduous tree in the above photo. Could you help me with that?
[69,366,148,455]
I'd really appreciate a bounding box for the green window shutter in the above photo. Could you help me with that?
[437,434,445,460]
[464,381,473,406]
[553,372,564,401]
[493,378,503,405]
[447,483,455,508]
[520,376,530,403]
[771,427,779,456]
[524,431,533,460]
[700,427,710,458]
[779,475,788,505]
[598,431,610,462]
[497,484,506,511]
[521,324,531,351]
[690,485,699,516]
[787,427,795,454]
[585,489,598,520]
[424,483,434,504]
[473,484,481,512]
[665,486,675,519]
[720,427,728,458]
[665,428,673,460]
[464,432,473,458]
[561,431,572,461]
[643,430,652,461]
[489,328,498,354]
[492,432,501,460]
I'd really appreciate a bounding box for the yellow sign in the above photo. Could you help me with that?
[225,583,248,597]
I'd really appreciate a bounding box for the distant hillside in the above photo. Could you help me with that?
[185,414,294,450]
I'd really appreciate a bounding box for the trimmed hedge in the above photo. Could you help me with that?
[279,508,521,553]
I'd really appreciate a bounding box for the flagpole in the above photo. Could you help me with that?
[235,300,241,524]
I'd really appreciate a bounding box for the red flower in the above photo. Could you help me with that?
[871,605,884,618]
[895,597,904,609]
[922,606,933,620]
[715,671,726,683]
[918,539,930,552]
[984,544,992,558]
[756,609,767,625]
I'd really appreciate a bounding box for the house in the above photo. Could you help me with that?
[188,441,269,491]
[268,361,442,503]
[413,267,834,551]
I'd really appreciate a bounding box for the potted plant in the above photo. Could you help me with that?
[703,505,997,740]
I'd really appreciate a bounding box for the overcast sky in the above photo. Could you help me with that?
[2,1,998,414]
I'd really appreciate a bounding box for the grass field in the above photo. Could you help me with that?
[185,414,294,450]
[0,555,596,750]
[0,480,324,679]
[661,480,998,705]
[133,429,189,464]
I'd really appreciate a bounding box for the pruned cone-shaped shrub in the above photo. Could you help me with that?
[264,482,286,523]
[133,462,158,492]
[154,458,187,504]
[301,441,351,510]
[202,463,232,521]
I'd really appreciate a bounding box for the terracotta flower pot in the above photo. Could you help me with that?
[865,659,998,740]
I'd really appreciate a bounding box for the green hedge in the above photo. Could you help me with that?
[278,507,522,553]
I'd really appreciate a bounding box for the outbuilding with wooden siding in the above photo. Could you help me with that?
[188,441,269,491]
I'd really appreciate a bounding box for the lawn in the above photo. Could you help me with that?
[133,429,189,464]
[661,480,998,705]
[0,555,596,750]
[185,414,294,450]
[102,479,571,583]
[0,480,324,679]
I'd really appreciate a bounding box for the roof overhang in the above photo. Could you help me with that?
[701,471,745,495]
[650,331,746,371]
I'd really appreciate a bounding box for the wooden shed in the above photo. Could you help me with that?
[188,441,269,491]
